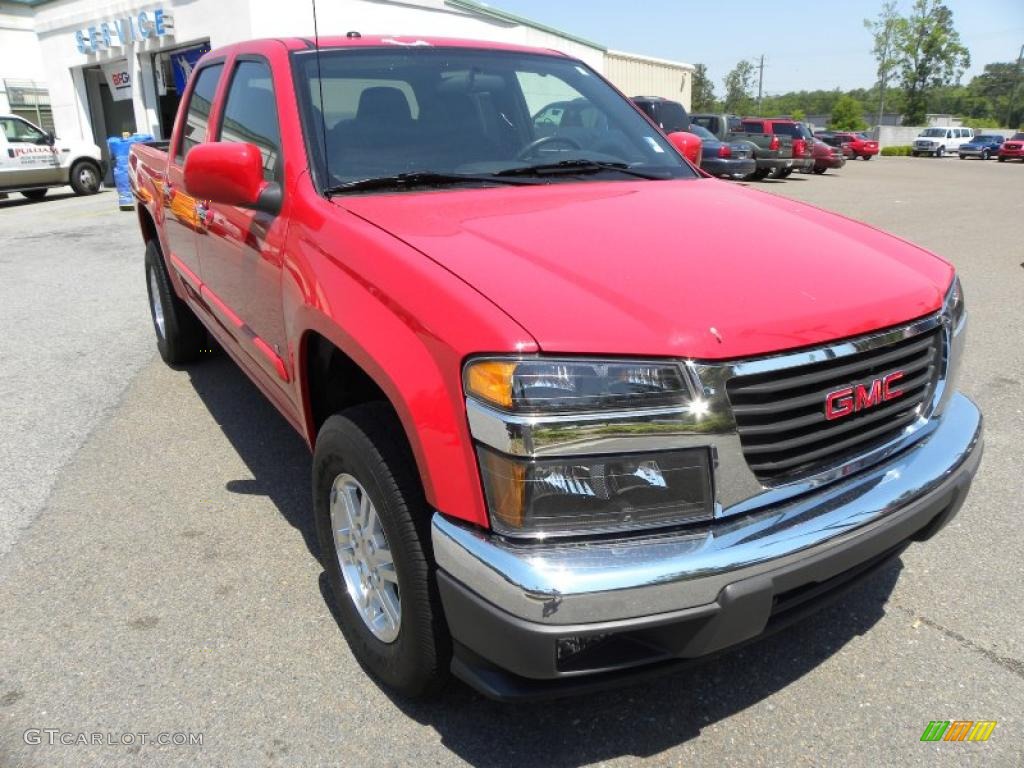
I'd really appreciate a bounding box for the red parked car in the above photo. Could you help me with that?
[998,133,1024,162]
[811,139,846,174]
[816,131,879,159]
[129,36,982,700]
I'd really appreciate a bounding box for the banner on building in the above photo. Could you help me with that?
[170,44,211,94]
[102,61,133,102]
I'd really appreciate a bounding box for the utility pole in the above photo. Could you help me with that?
[875,16,896,128]
[1007,43,1024,129]
[755,54,765,113]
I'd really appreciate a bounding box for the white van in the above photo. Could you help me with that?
[912,126,975,158]
[0,115,105,201]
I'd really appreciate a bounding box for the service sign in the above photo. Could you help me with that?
[75,9,173,54]
[102,62,133,102]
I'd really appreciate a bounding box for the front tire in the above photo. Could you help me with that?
[69,159,101,195]
[935,146,945,158]
[21,189,48,201]
[862,154,872,160]
[813,166,827,174]
[313,404,450,698]
[982,150,990,160]
[144,240,207,364]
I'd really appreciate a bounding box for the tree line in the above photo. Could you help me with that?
[690,0,1023,131]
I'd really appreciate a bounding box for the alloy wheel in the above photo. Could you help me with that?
[148,267,166,340]
[329,473,401,643]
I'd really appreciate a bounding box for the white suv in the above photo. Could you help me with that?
[0,115,105,201]
[912,126,974,158]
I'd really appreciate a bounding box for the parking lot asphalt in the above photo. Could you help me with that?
[1,159,1022,768]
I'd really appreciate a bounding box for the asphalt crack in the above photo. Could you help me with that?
[893,604,1024,680]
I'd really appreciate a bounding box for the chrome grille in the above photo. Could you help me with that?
[726,327,943,483]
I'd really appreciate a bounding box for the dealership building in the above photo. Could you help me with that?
[0,0,693,176]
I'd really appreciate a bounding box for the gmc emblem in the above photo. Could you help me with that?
[825,371,905,421]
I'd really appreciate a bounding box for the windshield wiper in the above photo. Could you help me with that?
[324,171,538,195]
[492,159,672,180]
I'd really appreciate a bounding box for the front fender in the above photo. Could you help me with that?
[283,193,537,527]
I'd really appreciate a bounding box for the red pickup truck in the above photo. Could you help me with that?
[131,36,983,700]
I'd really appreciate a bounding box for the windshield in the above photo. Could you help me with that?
[920,128,948,137]
[293,47,697,190]
[974,135,997,142]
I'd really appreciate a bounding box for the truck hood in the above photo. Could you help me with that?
[339,179,952,360]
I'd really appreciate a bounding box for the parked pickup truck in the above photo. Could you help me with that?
[1,114,104,201]
[131,36,983,701]
[959,134,1004,160]
[690,113,792,180]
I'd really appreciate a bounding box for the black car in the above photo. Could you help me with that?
[631,96,690,133]
[686,123,756,178]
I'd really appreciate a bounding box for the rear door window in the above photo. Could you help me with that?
[176,63,224,164]
[770,122,798,137]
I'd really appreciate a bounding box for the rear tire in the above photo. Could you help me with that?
[911,151,919,157]
[862,154,872,160]
[982,150,989,160]
[313,404,450,698]
[144,240,207,365]
[998,156,1005,162]
[21,189,48,201]
[69,159,101,195]
[813,166,827,174]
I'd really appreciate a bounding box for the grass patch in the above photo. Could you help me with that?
[880,145,914,156]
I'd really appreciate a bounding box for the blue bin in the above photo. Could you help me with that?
[107,133,153,208]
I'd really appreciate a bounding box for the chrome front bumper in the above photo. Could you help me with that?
[433,393,982,628]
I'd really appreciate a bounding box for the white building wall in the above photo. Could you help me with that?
[0,1,48,112]
[605,50,692,110]
[33,0,252,142]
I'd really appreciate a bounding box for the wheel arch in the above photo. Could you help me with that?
[295,323,458,521]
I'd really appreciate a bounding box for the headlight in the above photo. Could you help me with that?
[465,358,691,412]
[477,446,714,537]
[464,357,716,538]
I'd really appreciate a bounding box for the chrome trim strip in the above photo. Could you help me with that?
[433,393,982,625]
[465,398,732,458]
[717,312,944,378]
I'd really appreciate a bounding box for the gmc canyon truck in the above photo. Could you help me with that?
[131,37,983,701]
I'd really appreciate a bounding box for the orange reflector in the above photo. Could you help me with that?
[476,448,526,530]
[465,361,517,409]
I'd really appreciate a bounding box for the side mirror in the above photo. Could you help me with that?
[184,142,280,214]
[667,131,702,166]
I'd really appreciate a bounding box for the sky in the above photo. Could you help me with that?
[489,0,1024,95]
